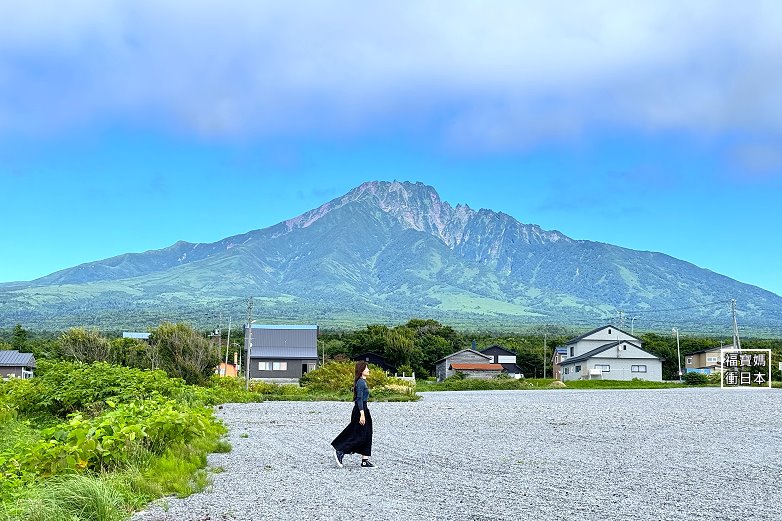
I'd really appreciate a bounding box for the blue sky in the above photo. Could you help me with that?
[1,1,781,297]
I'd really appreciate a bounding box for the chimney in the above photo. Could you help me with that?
[234,351,238,366]
[471,339,477,350]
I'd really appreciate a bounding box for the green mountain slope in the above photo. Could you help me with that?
[1,180,779,332]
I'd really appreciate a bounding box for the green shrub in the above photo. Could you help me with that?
[299,362,388,392]
[683,372,709,385]
[1,360,190,418]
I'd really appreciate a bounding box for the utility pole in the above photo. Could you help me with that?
[731,299,742,350]
[216,313,222,375]
[542,328,547,379]
[224,316,232,376]
[672,327,682,382]
[245,297,253,391]
[631,316,638,336]
[618,310,625,330]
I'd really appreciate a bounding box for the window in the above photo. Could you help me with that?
[569,346,574,357]
[621,344,627,350]
[608,329,612,335]
[686,357,693,365]
[564,367,570,375]
[594,364,610,372]
[258,361,271,370]
[272,362,288,371]
[575,365,581,373]
[631,365,647,373]
[706,356,718,363]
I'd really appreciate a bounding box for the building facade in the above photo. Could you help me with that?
[556,325,663,382]
[244,325,318,381]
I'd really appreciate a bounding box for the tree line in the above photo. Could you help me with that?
[3,320,781,382]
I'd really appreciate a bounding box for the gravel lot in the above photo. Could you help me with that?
[133,388,782,521]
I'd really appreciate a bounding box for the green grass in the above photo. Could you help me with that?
[417,377,689,391]
[7,474,129,521]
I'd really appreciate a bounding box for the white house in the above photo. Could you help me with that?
[557,325,663,382]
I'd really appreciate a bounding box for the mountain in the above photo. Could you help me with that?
[1,180,780,333]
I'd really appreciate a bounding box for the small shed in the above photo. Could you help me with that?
[0,350,36,379]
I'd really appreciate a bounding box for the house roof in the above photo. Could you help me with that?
[435,349,492,365]
[684,346,732,356]
[558,341,660,365]
[561,325,640,346]
[122,332,150,339]
[248,326,317,359]
[500,363,523,374]
[451,363,504,371]
[248,324,318,330]
[480,345,516,356]
[0,350,36,368]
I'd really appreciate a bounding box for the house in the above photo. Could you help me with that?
[244,324,318,381]
[352,352,396,374]
[684,346,727,374]
[0,350,36,379]
[551,346,568,380]
[480,345,524,378]
[556,325,663,382]
[435,349,497,381]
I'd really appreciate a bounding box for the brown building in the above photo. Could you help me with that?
[684,345,729,375]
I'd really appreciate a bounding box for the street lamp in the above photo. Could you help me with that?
[672,327,682,382]
[631,316,638,335]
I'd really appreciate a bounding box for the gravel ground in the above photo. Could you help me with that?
[132,388,782,521]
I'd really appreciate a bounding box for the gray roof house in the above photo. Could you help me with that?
[435,349,498,382]
[557,325,663,382]
[0,350,36,379]
[244,324,318,382]
[480,345,524,378]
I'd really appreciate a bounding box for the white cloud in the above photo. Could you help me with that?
[2,0,782,148]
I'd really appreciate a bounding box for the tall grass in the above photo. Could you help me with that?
[13,475,128,521]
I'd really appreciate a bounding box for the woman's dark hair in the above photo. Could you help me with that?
[353,361,368,401]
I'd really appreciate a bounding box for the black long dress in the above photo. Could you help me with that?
[332,380,372,456]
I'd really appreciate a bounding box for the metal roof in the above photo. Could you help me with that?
[561,325,640,346]
[248,326,317,359]
[249,324,317,330]
[0,350,36,368]
[559,341,659,366]
[450,363,504,371]
[480,345,516,356]
[434,349,492,365]
[122,332,150,339]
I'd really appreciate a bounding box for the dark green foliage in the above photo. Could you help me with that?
[683,372,709,385]
[10,324,28,351]
[1,360,189,418]
[150,322,220,385]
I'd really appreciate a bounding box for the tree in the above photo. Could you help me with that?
[59,327,111,363]
[11,324,28,350]
[150,322,219,385]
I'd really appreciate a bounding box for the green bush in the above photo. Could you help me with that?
[683,372,709,385]
[299,362,389,392]
[1,360,190,418]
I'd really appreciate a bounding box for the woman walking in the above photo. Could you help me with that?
[332,361,375,468]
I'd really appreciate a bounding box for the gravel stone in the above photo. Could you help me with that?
[132,388,782,521]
